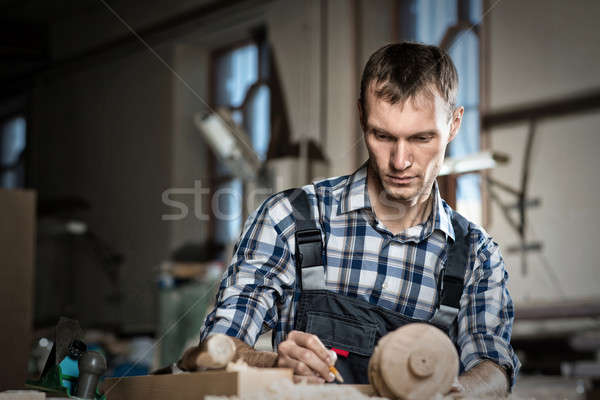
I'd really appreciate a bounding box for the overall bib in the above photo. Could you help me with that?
[285,188,471,384]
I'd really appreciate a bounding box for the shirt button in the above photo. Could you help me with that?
[382,281,387,289]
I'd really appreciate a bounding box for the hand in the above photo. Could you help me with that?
[276,330,336,384]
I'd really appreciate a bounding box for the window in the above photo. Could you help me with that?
[0,115,27,189]
[211,40,271,245]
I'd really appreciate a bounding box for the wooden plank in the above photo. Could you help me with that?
[101,369,293,400]
[348,385,377,396]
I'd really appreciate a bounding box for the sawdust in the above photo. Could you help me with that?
[225,359,253,372]
[205,378,389,400]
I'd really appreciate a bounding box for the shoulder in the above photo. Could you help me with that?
[310,173,351,210]
[247,172,352,234]
[261,173,352,219]
[441,200,502,263]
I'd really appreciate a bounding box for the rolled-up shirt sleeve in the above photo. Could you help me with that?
[457,234,521,388]
[200,195,295,346]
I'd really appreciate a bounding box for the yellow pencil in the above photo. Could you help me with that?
[329,365,344,383]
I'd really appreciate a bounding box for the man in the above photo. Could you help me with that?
[182,42,520,397]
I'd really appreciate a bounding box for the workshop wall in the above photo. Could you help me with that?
[31,46,174,332]
[485,0,600,304]
[49,0,217,60]
[169,44,211,252]
[28,0,268,333]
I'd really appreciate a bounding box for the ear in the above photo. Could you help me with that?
[448,106,464,143]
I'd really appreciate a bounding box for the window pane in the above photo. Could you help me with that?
[246,85,270,161]
[0,115,26,188]
[415,0,457,45]
[214,44,258,108]
[214,179,243,244]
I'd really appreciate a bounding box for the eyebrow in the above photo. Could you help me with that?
[367,124,438,137]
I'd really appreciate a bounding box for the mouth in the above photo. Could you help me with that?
[386,175,416,185]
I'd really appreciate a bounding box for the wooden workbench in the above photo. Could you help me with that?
[101,369,293,400]
[101,369,379,399]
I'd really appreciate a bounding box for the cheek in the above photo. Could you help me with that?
[419,145,445,172]
[366,138,389,166]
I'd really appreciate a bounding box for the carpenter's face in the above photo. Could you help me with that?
[361,86,462,204]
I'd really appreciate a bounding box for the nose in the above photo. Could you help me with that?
[390,140,412,171]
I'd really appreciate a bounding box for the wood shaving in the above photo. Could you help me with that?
[206,379,388,400]
[225,359,254,372]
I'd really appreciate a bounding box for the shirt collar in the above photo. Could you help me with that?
[431,181,455,242]
[337,163,455,241]
[338,162,371,214]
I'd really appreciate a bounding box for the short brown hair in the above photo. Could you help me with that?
[359,42,458,118]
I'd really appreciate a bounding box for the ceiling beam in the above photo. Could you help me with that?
[482,89,600,129]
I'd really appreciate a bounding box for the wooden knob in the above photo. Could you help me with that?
[408,349,435,378]
[368,323,459,400]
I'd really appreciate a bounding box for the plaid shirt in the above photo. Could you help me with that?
[201,164,520,386]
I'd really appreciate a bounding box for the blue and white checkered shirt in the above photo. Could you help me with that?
[200,164,520,385]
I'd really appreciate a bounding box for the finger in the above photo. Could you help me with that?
[293,375,325,384]
[277,355,318,377]
[285,343,332,381]
[276,343,297,367]
[288,331,332,363]
[295,360,317,377]
[328,350,337,364]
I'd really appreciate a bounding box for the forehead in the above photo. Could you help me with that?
[364,85,447,131]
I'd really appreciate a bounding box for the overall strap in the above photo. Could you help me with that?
[430,211,471,331]
[284,188,325,290]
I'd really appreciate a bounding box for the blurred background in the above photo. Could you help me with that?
[1,0,599,398]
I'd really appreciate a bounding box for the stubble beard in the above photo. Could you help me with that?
[369,158,440,209]
[369,160,419,205]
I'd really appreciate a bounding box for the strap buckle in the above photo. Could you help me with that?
[430,304,459,331]
[295,229,322,268]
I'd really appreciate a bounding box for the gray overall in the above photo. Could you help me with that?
[285,188,471,384]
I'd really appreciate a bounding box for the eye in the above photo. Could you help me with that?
[413,135,432,142]
[374,131,391,141]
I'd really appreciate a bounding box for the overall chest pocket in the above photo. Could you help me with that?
[305,311,377,357]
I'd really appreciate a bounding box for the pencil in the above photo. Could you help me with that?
[329,365,344,383]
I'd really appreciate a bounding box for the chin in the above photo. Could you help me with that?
[382,185,418,203]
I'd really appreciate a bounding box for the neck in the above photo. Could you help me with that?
[367,166,433,235]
